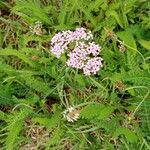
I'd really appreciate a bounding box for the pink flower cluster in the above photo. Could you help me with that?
[50,27,103,75]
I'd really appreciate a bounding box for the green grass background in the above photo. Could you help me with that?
[0,0,150,149]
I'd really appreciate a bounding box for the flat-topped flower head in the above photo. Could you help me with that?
[66,41,102,75]
[63,107,80,122]
[51,27,93,58]
[72,27,93,41]
[51,30,74,58]
[30,21,43,35]
[50,27,103,75]
[88,42,101,56]
[83,57,103,76]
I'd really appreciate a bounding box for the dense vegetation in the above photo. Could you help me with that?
[0,0,150,149]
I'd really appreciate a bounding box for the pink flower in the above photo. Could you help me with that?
[88,42,101,56]
[50,27,103,75]
[72,27,93,41]
[51,28,93,58]
[83,57,103,76]
[51,30,73,58]
[66,42,89,69]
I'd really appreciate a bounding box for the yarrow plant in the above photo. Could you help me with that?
[83,57,103,76]
[63,107,80,122]
[30,21,43,35]
[51,27,103,75]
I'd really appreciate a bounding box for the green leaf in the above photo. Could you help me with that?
[88,0,103,12]
[117,30,137,68]
[45,128,64,149]
[108,10,123,28]
[79,2,97,28]
[5,109,31,150]
[81,104,105,119]
[22,76,51,96]
[0,84,14,105]
[98,107,115,119]
[138,39,150,50]
[12,0,51,24]
[58,0,68,25]
[0,49,35,67]
[74,74,86,89]
[81,104,115,120]
[0,111,6,120]
[117,30,137,53]
[32,112,61,128]
[114,127,138,143]
[92,117,120,133]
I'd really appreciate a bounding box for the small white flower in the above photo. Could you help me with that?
[118,41,126,53]
[63,107,80,122]
[30,21,43,35]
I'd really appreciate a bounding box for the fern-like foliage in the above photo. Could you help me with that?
[45,128,64,150]
[81,103,115,120]
[0,85,14,105]
[32,111,61,129]
[0,49,36,67]
[139,99,150,137]
[12,0,51,24]
[114,127,138,143]
[81,104,105,119]
[23,76,51,95]
[111,68,150,138]
[1,108,32,150]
